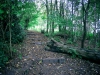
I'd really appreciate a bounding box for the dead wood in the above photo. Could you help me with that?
[46,38,100,63]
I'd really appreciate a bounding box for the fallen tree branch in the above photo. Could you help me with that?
[46,38,100,63]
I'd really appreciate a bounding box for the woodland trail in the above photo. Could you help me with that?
[4,31,100,75]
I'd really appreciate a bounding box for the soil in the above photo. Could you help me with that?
[2,30,100,75]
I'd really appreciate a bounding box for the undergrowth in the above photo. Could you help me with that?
[0,26,26,73]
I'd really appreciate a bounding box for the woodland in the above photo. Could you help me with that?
[0,0,100,75]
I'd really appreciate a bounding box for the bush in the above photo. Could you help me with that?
[86,33,94,40]
[5,25,26,44]
[0,42,9,72]
[66,38,73,44]
[41,30,45,34]
[0,25,26,72]
[0,41,20,72]
[0,50,8,67]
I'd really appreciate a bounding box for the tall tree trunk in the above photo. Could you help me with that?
[55,0,58,11]
[59,0,65,32]
[55,0,60,32]
[59,0,62,32]
[71,0,74,42]
[52,22,54,33]
[81,11,87,48]
[97,13,100,43]
[81,0,90,48]
[8,0,12,57]
[46,0,49,33]
[51,0,54,34]
[93,3,97,48]
[62,0,66,31]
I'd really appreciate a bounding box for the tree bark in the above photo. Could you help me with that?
[8,0,12,57]
[51,0,54,33]
[59,0,62,32]
[71,0,74,42]
[46,0,49,33]
[46,38,100,63]
[81,0,90,48]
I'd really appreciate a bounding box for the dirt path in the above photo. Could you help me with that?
[4,31,100,75]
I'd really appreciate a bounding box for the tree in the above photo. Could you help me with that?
[0,0,38,71]
[45,0,49,33]
[81,0,90,48]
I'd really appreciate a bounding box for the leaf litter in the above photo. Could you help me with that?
[3,31,100,75]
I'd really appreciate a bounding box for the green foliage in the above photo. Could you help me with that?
[0,0,29,72]
[97,42,100,47]
[0,41,19,72]
[55,30,72,38]
[67,19,73,27]
[68,48,78,58]
[0,9,4,14]
[0,42,9,70]
[19,2,38,29]
[5,25,26,44]
[54,37,60,42]
[66,38,73,44]
[87,33,94,40]
[0,51,8,67]
[44,33,50,37]
[18,53,22,59]
[12,25,26,43]
[41,30,45,34]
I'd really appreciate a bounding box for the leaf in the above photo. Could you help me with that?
[57,65,62,69]
[0,16,3,20]
[39,60,42,64]
[18,54,22,59]
[0,9,4,14]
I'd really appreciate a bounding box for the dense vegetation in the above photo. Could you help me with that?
[43,0,100,48]
[0,0,100,73]
[0,0,38,72]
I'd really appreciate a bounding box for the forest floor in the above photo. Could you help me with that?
[3,30,100,75]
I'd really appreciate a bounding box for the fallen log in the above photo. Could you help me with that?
[46,38,100,63]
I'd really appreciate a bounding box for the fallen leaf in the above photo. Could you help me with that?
[39,60,42,64]
[24,59,27,61]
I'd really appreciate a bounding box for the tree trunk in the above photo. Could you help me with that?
[93,3,97,48]
[8,0,12,57]
[81,12,87,48]
[59,0,62,32]
[46,0,49,33]
[52,21,54,33]
[81,0,90,48]
[51,0,54,34]
[46,38,100,63]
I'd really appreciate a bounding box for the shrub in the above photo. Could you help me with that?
[86,33,94,40]
[0,41,19,72]
[41,30,45,34]
[0,42,9,72]
[0,50,8,67]
[66,38,73,44]
[5,25,26,44]
[0,24,26,72]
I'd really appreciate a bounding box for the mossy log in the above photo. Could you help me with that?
[46,38,100,63]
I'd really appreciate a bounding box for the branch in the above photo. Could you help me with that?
[86,0,90,11]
